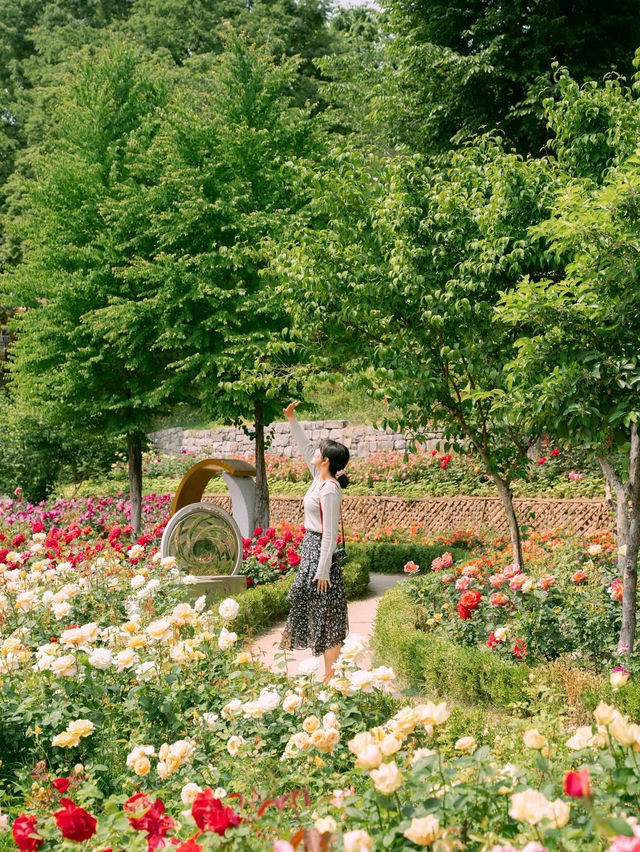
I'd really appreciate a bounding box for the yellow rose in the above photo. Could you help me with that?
[67,719,95,739]
[380,735,403,756]
[302,715,320,734]
[235,651,251,665]
[454,736,476,752]
[52,731,80,748]
[132,755,151,776]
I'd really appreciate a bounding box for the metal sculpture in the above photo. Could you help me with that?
[161,458,257,603]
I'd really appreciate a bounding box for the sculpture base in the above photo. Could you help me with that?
[180,575,247,609]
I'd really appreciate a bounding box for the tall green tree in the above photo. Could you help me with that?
[1,40,173,533]
[328,0,640,156]
[275,137,556,565]
[499,70,640,654]
[116,35,324,528]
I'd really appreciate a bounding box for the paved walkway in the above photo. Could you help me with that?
[251,573,404,679]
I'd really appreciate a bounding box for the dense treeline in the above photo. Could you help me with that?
[1,1,640,649]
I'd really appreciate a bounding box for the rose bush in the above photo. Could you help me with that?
[406,529,625,670]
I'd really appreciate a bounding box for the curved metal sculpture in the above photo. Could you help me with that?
[170,458,256,540]
[160,458,257,604]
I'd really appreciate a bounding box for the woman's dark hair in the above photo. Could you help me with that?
[319,439,350,489]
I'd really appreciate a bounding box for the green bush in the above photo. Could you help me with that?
[373,584,530,707]
[235,557,370,636]
[347,542,470,574]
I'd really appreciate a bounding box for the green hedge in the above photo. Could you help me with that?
[347,542,470,575]
[373,584,640,721]
[235,557,370,636]
[372,585,529,706]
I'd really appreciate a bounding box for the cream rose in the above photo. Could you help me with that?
[219,598,240,621]
[523,729,547,750]
[343,829,373,852]
[403,815,440,846]
[370,760,402,795]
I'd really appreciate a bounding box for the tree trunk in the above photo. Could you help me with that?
[618,424,640,655]
[493,475,524,568]
[254,401,270,531]
[598,456,629,572]
[127,433,143,538]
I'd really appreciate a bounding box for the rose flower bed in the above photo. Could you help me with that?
[2,511,640,849]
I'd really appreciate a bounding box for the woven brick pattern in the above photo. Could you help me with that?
[202,494,611,536]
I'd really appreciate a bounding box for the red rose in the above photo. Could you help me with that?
[54,798,97,842]
[191,789,242,835]
[52,776,72,793]
[486,631,499,648]
[287,549,301,567]
[537,457,547,465]
[459,590,482,611]
[550,448,560,456]
[125,794,174,839]
[32,521,45,534]
[253,527,263,537]
[512,638,528,659]
[564,768,592,798]
[265,527,276,539]
[12,814,43,851]
[246,577,254,587]
[176,839,204,852]
[257,536,269,547]
[457,603,472,620]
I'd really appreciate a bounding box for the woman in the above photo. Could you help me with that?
[280,400,350,683]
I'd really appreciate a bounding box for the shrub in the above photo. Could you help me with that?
[373,584,529,706]
[347,542,470,574]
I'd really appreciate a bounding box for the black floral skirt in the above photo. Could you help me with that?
[280,530,349,656]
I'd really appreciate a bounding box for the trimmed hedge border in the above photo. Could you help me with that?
[372,583,640,720]
[346,543,469,575]
[234,557,370,637]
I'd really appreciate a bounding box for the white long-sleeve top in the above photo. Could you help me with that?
[289,418,341,581]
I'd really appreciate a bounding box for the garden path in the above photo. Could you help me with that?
[250,573,404,679]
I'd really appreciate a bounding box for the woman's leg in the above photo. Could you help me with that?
[322,643,342,684]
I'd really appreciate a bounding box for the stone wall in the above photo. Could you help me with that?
[148,421,442,458]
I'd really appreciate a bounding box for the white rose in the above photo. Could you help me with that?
[297,657,321,676]
[221,699,243,719]
[114,648,138,671]
[257,689,280,712]
[88,648,113,670]
[51,654,77,677]
[203,712,219,728]
[283,694,303,713]
[218,598,240,621]
[523,729,547,750]
[130,575,146,589]
[226,735,245,757]
[180,783,203,805]
[218,628,238,650]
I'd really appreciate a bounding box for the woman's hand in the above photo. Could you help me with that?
[283,400,301,422]
[314,578,331,593]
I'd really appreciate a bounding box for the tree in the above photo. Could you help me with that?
[115,34,324,528]
[1,40,173,534]
[274,137,557,566]
[499,107,640,653]
[327,0,640,156]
